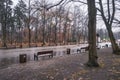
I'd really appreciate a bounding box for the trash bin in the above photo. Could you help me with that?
[67,48,70,55]
[106,44,108,47]
[19,54,27,63]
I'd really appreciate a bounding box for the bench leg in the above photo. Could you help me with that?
[81,49,86,53]
[51,54,53,58]
[77,49,81,53]
[49,54,53,58]
[34,54,38,61]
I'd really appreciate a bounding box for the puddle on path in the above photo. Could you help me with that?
[0,47,82,69]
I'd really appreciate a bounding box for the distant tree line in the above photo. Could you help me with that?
[0,0,120,67]
[0,0,88,48]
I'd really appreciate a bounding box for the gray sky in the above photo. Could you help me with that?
[12,0,120,32]
[12,0,18,5]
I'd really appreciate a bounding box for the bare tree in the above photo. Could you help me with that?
[86,0,99,67]
[0,0,13,48]
[98,0,120,55]
[113,0,120,26]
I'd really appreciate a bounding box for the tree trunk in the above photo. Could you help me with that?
[28,0,31,47]
[106,23,120,55]
[86,0,99,67]
[99,0,120,55]
[42,10,45,46]
[2,1,7,48]
[2,23,7,48]
[28,28,31,47]
[54,15,58,46]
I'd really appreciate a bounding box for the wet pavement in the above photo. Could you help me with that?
[0,44,88,69]
[0,47,119,80]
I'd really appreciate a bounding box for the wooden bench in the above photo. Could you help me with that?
[34,50,53,60]
[77,46,89,53]
[79,46,100,53]
[81,46,89,51]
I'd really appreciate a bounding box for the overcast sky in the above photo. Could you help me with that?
[12,0,60,5]
[12,0,18,5]
[12,0,120,32]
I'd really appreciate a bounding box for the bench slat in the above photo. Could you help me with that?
[34,50,53,60]
[37,51,53,55]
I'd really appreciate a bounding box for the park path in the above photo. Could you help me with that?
[0,47,120,80]
[0,44,88,68]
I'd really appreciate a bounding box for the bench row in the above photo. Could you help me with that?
[34,47,89,60]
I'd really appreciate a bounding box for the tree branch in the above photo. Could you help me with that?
[47,0,65,10]
[110,0,115,26]
[114,18,120,24]
[99,0,108,24]
[107,0,111,23]
[71,0,87,4]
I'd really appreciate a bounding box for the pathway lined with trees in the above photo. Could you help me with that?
[0,0,120,71]
[0,48,120,80]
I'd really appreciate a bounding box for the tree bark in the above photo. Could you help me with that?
[106,23,120,55]
[28,0,31,47]
[86,0,99,67]
[99,0,120,55]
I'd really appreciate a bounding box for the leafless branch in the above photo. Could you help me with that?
[114,18,120,24]
[47,0,65,10]
[71,0,87,4]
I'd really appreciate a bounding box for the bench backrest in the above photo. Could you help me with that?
[37,51,53,55]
